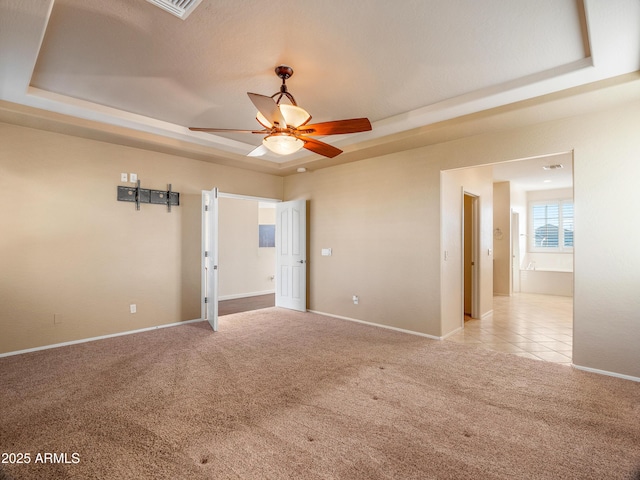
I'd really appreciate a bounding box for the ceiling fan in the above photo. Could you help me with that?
[189,65,372,158]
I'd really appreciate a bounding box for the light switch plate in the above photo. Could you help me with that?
[121,173,128,182]
[130,173,138,183]
[321,248,332,256]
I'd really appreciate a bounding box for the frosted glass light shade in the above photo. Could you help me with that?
[256,112,272,129]
[262,134,305,155]
[256,105,310,129]
[280,105,311,127]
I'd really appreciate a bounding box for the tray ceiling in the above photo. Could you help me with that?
[1,0,639,175]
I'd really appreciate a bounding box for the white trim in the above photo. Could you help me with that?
[219,290,275,301]
[217,192,282,203]
[481,309,494,320]
[0,318,203,358]
[572,364,640,383]
[308,310,441,340]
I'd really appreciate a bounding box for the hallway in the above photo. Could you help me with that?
[446,293,573,365]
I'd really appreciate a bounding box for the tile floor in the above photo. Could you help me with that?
[445,293,573,365]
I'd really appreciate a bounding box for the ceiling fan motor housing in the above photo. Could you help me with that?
[275,65,294,80]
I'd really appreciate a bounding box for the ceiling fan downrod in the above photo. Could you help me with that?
[272,65,297,106]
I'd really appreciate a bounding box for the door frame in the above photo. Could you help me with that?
[201,190,281,328]
[462,191,480,323]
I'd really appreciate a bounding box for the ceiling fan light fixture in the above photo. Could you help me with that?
[256,104,310,129]
[189,65,371,159]
[262,133,305,155]
[279,104,311,128]
[256,111,272,129]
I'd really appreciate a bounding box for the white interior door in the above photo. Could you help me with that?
[276,200,307,311]
[202,188,219,331]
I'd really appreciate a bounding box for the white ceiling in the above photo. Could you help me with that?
[1,0,639,179]
[491,152,573,192]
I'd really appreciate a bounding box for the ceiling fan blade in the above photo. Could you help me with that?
[189,127,267,134]
[247,144,268,157]
[301,137,343,158]
[247,92,286,128]
[297,118,372,136]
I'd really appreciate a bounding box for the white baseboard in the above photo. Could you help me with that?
[308,310,441,340]
[0,318,204,358]
[219,290,275,301]
[481,309,494,320]
[572,364,640,383]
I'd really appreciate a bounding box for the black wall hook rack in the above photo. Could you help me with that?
[117,180,179,212]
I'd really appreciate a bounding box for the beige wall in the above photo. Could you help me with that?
[3,92,640,379]
[284,154,439,335]
[493,181,511,295]
[218,198,276,298]
[510,183,527,277]
[441,165,495,334]
[285,98,640,379]
[0,122,282,354]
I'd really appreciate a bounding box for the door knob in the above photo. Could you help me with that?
[297,260,306,264]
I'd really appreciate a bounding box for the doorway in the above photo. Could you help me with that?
[202,191,279,328]
[463,192,480,320]
[218,197,278,315]
[201,191,307,330]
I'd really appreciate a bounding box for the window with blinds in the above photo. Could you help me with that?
[530,200,574,251]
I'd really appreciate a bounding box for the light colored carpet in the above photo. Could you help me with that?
[1,308,639,479]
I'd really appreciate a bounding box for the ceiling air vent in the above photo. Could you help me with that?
[146,0,203,19]
[542,164,564,170]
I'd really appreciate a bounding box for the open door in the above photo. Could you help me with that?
[276,200,307,311]
[202,188,219,331]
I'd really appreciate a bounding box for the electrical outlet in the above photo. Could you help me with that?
[352,295,359,305]
[120,173,128,182]
[129,173,137,183]
[130,304,137,314]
